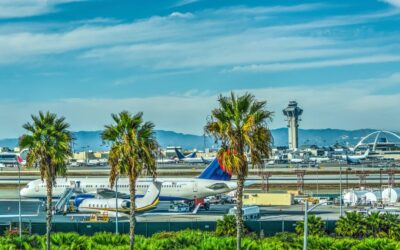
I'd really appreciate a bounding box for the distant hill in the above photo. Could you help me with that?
[0,128,389,151]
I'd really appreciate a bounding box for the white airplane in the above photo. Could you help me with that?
[342,149,370,164]
[309,157,330,163]
[156,158,177,164]
[20,158,236,202]
[175,148,209,164]
[290,158,304,163]
[75,182,162,217]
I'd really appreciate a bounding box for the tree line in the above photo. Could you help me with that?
[18,92,273,250]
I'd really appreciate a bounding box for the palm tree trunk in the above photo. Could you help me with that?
[236,176,244,250]
[129,176,136,250]
[46,178,53,250]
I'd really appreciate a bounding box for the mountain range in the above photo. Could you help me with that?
[0,128,392,151]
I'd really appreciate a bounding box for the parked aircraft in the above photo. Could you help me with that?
[20,158,236,201]
[175,148,208,164]
[309,157,330,163]
[156,158,177,164]
[290,158,304,163]
[342,149,370,164]
[74,182,162,217]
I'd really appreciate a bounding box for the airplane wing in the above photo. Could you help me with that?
[0,214,38,218]
[96,188,130,199]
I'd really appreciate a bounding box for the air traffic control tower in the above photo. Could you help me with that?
[283,101,303,150]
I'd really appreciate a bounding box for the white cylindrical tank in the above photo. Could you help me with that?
[343,190,368,206]
[364,191,382,204]
[382,188,400,204]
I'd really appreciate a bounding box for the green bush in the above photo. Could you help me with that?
[2,229,400,249]
[295,215,326,237]
[335,211,400,239]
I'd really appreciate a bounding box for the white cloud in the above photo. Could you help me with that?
[1,73,399,138]
[173,0,199,7]
[229,55,400,72]
[212,3,326,15]
[0,0,82,18]
[0,3,397,72]
[381,0,400,8]
[169,12,194,19]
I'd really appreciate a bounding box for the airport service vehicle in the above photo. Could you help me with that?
[69,159,79,167]
[0,152,20,167]
[74,182,162,217]
[206,194,234,205]
[169,202,190,212]
[20,158,236,203]
[229,206,260,221]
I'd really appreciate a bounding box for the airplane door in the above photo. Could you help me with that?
[35,185,39,192]
[193,181,198,192]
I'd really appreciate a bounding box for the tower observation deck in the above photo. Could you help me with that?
[283,101,303,150]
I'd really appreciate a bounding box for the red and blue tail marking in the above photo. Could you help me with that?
[198,158,232,181]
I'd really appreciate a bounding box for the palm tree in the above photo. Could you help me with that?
[366,212,381,237]
[102,111,158,250]
[335,212,367,238]
[295,215,325,237]
[19,111,72,250]
[205,92,273,250]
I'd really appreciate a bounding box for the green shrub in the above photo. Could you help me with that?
[295,215,326,237]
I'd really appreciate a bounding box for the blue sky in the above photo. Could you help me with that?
[0,0,400,138]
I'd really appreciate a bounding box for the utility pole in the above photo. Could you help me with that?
[18,164,22,239]
[303,201,308,250]
[339,163,343,217]
[115,177,119,234]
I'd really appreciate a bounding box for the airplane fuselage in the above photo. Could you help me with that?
[21,177,236,201]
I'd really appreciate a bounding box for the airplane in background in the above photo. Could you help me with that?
[20,158,236,202]
[74,182,162,217]
[175,148,213,164]
[342,149,370,164]
[309,157,330,163]
[290,158,304,164]
[156,158,177,164]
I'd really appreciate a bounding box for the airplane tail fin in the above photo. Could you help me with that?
[175,148,186,160]
[135,181,162,210]
[187,152,197,158]
[198,158,232,181]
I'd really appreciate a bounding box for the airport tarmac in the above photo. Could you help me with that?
[0,200,231,223]
[0,199,348,224]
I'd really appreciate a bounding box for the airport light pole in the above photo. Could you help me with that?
[18,164,22,239]
[303,200,327,250]
[303,201,308,250]
[339,163,343,217]
[115,176,119,234]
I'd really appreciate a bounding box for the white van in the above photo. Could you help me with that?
[228,206,260,220]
